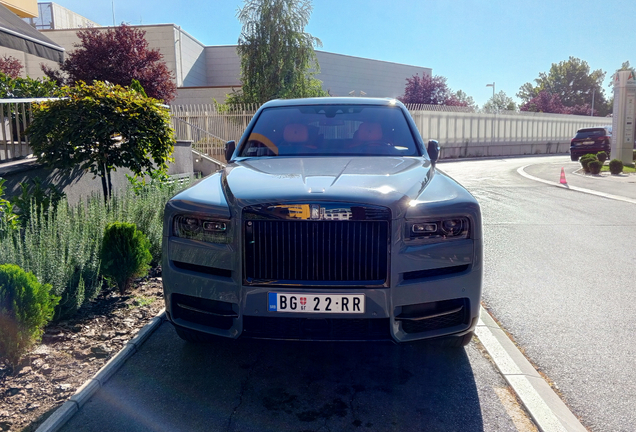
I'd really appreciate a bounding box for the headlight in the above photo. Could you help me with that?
[173,215,230,244]
[408,217,469,241]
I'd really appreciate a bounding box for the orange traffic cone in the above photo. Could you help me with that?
[560,167,567,185]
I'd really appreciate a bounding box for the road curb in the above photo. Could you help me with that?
[476,306,587,432]
[517,165,636,205]
[34,309,167,432]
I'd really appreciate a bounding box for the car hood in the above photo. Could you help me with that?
[223,157,432,215]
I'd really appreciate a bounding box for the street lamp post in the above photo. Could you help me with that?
[486,82,495,101]
[591,89,595,117]
[486,82,496,149]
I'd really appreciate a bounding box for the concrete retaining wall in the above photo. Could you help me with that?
[0,141,193,205]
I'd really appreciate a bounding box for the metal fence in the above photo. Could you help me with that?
[407,108,609,158]
[0,98,46,161]
[171,102,611,159]
[2,99,611,164]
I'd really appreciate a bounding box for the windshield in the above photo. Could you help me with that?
[238,105,421,157]
[574,129,608,139]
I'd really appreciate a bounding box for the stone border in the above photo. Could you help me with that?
[517,165,636,205]
[34,310,166,432]
[476,307,587,432]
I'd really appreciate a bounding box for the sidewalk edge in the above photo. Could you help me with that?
[476,306,587,432]
[517,165,636,205]
[34,309,166,432]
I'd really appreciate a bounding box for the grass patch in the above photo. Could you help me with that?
[130,296,155,309]
[601,163,636,173]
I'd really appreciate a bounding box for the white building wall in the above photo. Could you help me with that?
[173,86,236,105]
[203,45,430,100]
[36,25,180,84]
[205,45,241,87]
[48,2,98,29]
[133,25,178,84]
[27,28,79,78]
[173,26,207,87]
[315,51,431,98]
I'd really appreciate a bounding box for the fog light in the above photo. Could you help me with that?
[412,223,437,234]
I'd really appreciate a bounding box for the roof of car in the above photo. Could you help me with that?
[260,97,404,108]
[577,127,610,132]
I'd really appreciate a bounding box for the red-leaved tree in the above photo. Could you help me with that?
[0,56,23,78]
[399,73,472,107]
[42,25,176,102]
[399,74,451,105]
[520,90,593,115]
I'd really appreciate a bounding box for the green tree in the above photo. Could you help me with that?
[448,90,478,110]
[609,61,634,86]
[482,90,517,113]
[27,81,175,202]
[606,61,635,113]
[517,57,608,115]
[229,0,327,104]
[0,73,59,98]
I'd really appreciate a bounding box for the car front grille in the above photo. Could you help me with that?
[244,220,389,285]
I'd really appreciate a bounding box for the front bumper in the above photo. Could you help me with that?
[162,237,482,343]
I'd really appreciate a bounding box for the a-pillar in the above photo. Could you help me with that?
[612,70,636,165]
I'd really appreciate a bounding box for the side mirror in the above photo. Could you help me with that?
[224,140,236,162]
[427,139,440,165]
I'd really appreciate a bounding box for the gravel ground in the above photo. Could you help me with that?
[0,272,166,432]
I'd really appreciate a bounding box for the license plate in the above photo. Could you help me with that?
[582,140,594,145]
[268,293,364,314]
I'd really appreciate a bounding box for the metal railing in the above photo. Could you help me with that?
[170,102,610,159]
[170,104,258,145]
[0,98,65,162]
[3,98,612,165]
[171,116,228,162]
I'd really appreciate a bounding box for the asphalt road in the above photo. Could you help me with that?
[439,155,636,432]
[59,322,533,432]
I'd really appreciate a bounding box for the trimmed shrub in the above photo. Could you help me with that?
[580,154,597,173]
[0,264,59,367]
[609,159,624,175]
[0,178,190,319]
[588,160,602,174]
[100,222,152,294]
[596,151,608,164]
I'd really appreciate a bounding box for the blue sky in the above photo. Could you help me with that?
[50,0,635,107]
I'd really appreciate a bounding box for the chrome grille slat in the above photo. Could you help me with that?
[244,220,388,284]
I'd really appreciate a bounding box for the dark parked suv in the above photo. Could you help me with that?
[570,127,611,161]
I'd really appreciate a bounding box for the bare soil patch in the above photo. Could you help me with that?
[0,271,166,432]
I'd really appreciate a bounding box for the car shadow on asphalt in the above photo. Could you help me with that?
[59,322,486,432]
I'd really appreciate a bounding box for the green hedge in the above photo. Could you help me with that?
[0,178,190,319]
